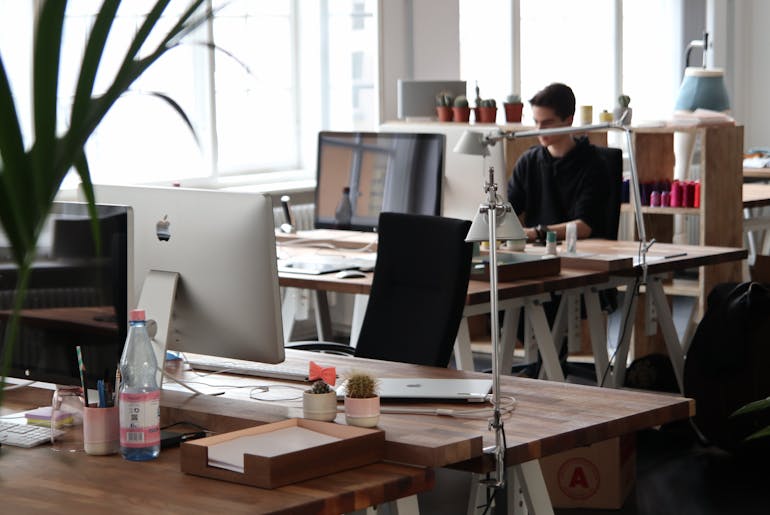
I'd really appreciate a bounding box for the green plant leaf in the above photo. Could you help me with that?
[32,0,67,209]
[731,396,770,417]
[745,425,770,442]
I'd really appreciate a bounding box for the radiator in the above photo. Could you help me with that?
[273,202,315,231]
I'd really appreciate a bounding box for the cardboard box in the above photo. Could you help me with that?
[539,434,636,509]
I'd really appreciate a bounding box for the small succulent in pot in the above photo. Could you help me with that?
[303,380,338,422]
[343,372,380,427]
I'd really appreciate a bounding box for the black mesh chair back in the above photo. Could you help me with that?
[595,146,623,240]
[353,212,473,367]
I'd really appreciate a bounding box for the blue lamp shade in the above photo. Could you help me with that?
[674,68,730,111]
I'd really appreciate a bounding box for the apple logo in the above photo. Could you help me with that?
[156,214,171,242]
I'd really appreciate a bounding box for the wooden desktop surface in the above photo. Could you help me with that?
[160,350,694,472]
[742,182,770,209]
[0,306,118,336]
[562,239,747,276]
[1,385,433,515]
[277,242,611,302]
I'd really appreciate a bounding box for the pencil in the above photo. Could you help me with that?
[76,345,90,406]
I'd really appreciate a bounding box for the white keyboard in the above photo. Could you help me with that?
[185,356,310,382]
[0,421,64,448]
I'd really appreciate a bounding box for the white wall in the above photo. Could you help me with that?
[378,0,460,123]
[729,1,770,150]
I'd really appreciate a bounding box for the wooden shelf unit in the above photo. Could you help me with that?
[629,124,744,308]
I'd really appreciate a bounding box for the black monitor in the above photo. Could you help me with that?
[0,202,130,389]
[314,131,444,232]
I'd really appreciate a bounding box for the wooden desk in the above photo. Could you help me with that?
[164,350,693,513]
[554,240,747,391]
[742,183,770,262]
[2,350,693,514]
[278,242,611,379]
[1,385,433,515]
[743,167,770,181]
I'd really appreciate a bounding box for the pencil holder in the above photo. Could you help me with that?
[83,405,119,455]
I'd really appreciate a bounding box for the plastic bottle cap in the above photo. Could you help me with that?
[130,309,146,322]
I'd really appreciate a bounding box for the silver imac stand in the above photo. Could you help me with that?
[135,270,179,387]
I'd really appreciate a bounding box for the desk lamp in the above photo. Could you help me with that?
[672,32,730,241]
[454,114,648,490]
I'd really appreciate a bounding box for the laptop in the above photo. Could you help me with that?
[277,254,376,275]
[337,377,493,403]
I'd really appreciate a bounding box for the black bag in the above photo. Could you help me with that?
[683,281,770,453]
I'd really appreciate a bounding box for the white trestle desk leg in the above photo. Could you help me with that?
[280,287,300,342]
[136,270,179,387]
[311,291,332,341]
[526,296,565,382]
[611,277,640,388]
[362,495,420,515]
[349,293,369,348]
[512,461,555,515]
[500,299,522,375]
[646,275,685,393]
[582,287,610,387]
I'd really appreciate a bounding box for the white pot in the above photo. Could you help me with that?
[302,391,338,422]
[344,396,380,428]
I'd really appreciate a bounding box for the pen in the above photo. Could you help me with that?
[97,379,106,408]
[76,346,90,407]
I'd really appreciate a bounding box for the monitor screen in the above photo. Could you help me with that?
[0,202,130,389]
[90,185,284,366]
[314,131,444,232]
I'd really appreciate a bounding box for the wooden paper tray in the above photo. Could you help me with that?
[181,418,385,489]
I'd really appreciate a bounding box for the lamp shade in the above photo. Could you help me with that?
[674,67,730,111]
[465,203,526,242]
[453,130,490,156]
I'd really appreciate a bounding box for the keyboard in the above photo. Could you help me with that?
[185,356,310,382]
[0,421,64,448]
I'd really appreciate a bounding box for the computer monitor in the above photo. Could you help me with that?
[314,131,444,232]
[0,202,130,389]
[397,79,467,120]
[89,185,284,374]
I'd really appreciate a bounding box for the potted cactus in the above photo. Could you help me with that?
[435,91,454,122]
[303,380,338,422]
[473,81,483,123]
[503,93,524,123]
[343,372,380,428]
[477,98,498,124]
[452,95,471,123]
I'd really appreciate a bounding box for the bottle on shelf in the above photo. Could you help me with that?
[118,309,160,461]
[334,186,353,229]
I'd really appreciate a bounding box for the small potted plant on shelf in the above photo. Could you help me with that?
[503,93,524,123]
[478,98,498,124]
[343,372,380,428]
[614,94,632,124]
[303,380,338,422]
[435,92,454,122]
[453,95,471,123]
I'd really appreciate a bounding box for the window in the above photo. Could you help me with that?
[459,0,684,125]
[1,1,379,189]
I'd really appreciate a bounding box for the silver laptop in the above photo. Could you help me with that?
[337,377,492,403]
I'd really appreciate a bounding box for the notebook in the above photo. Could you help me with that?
[337,377,493,403]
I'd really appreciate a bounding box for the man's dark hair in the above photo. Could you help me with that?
[528,83,576,120]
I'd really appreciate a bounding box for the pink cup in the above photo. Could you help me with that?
[82,405,119,455]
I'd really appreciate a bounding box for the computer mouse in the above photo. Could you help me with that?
[335,269,366,279]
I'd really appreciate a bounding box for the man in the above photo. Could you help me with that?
[507,83,610,243]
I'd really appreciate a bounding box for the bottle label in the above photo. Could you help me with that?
[119,390,161,448]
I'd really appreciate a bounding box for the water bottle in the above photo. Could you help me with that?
[118,309,160,461]
[334,187,353,228]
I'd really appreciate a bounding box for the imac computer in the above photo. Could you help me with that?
[0,202,130,389]
[90,185,285,381]
[314,131,444,232]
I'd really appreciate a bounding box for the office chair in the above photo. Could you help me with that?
[286,212,473,368]
[596,146,623,241]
